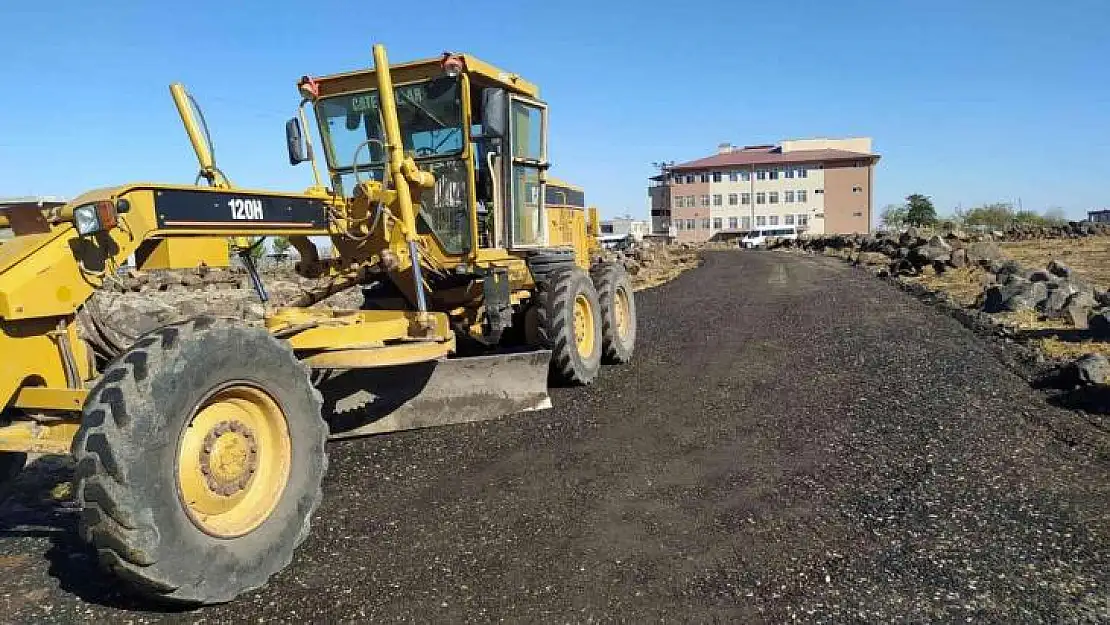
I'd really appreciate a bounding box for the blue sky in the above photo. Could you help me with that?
[2,1,1108,221]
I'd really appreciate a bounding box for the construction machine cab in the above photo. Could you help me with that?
[292,52,555,259]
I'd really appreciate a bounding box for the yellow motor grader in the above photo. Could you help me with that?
[0,44,636,604]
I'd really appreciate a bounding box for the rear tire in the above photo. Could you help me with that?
[591,262,637,364]
[72,316,327,605]
[537,268,602,385]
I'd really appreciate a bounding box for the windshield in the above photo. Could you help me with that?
[316,76,464,171]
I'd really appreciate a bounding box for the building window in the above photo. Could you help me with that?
[686,195,695,206]
[784,168,794,179]
[797,214,808,227]
[797,190,807,203]
[741,216,751,229]
[815,189,824,194]
[769,215,779,226]
[756,215,767,226]
[673,175,682,185]
[713,194,722,206]
[740,170,751,182]
[713,217,722,230]
[769,192,779,204]
[686,219,695,230]
[712,172,722,183]
[729,171,738,182]
[674,196,683,208]
[729,216,738,229]
[741,193,751,205]
[784,190,795,203]
[784,214,795,225]
[756,170,767,181]
[853,211,863,217]
[756,192,766,204]
[700,195,710,207]
[675,220,684,230]
[685,175,694,184]
[700,218,710,229]
[728,193,738,206]
[700,173,710,183]
[769,169,780,180]
[796,167,807,178]
[852,186,862,193]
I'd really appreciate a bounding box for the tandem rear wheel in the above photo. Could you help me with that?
[72,316,327,605]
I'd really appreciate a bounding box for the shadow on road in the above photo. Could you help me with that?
[0,455,192,614]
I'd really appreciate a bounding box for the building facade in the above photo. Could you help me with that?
[649,138,880,242]
[600,215,651,242]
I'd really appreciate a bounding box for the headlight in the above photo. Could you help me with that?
[72,200,119,236]
[73,204,101,236]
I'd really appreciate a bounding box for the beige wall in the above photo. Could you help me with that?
[781,137,872,154]
[823,162,873,234]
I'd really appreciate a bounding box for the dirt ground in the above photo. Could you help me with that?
[0,251,1106,623]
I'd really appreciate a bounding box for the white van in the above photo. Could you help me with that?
[740,227,799,249]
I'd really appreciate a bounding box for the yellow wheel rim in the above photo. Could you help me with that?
[614,286,632,340]
[573,293,596,358]
[177,384,291,538]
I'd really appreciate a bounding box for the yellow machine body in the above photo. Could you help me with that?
[0,44,606,452]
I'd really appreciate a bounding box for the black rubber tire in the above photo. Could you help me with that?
[537,268,602,385]
[72,316,327,605]
[527,250,577,284]
[591,262,637,364]
[0,452,27,502]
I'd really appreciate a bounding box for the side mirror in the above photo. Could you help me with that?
[285,117,311,165]
[480,88,507,139]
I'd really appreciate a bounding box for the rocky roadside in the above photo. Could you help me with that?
[772,229,1110,460]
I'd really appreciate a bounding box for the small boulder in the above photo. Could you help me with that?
[1069,353,1110,386]
[1028,269,1054,282]
[949,248,968,268]
[926,235,953,252]
[1064,291,1098,328]
[966,241,1002,265]
[1040,282,1080,316]
[1047,259,1073,279]
[995,259,1026,278]
[1090,310,1110,339]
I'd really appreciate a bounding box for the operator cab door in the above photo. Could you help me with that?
[506,96,548,249]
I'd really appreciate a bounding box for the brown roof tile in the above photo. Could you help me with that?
[672,149,879,171]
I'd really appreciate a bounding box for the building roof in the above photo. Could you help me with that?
[671,147,879,172]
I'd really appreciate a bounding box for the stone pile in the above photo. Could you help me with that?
[773,228,1110,385]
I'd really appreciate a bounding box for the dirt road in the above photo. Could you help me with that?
[1,251,1106,623]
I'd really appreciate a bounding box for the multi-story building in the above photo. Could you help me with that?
[649,138,880,243]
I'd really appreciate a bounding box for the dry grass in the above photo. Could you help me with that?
[1000,237,1110,288]
[994,311,1110,360]
[903,266,988,308]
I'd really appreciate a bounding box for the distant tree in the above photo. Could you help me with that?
[1043,207,1069,225]
[271,237,292,256]
[905,194,937,227]
[879,204,908,230]
[963,202,1015,229]
[227,237,267,262]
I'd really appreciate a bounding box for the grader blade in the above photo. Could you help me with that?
[320,350,553,439]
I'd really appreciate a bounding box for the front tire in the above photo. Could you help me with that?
[72,316,327,605]
[538,268,603,385]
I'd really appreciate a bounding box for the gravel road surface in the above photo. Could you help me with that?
[1,251,1106,623]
